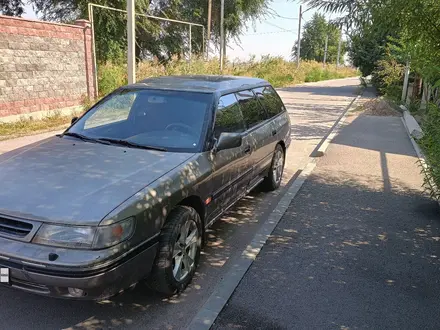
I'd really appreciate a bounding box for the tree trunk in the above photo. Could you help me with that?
[412,74,422,98]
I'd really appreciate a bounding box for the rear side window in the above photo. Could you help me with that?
[235,90,267,129]
[253,86,285,118]
[214,94,246,139]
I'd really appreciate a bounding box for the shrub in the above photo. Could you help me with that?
[371,59,404,100]
[417,103,440,200]
[98,63,127,96]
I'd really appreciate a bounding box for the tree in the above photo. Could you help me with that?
[1,0,272,63]
[0,0,23,16]
[347,24,394,77]
[291,13,344,63]
[303,0,440,76]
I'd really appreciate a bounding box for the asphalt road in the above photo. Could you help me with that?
[213,108,440,329]
[0,77,360,330]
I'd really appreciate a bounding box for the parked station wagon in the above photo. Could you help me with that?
[0,75,291,299]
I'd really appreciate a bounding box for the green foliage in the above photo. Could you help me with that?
[0,112,70,139]
[348,27,391,77]
[3,0,271,63]
[305,0,440,78]
[0,0,24,16]
[417,103,440,200]
[371,58,404,99]
[292,13,345,63]
[305,67,331,82]
[97,56,358,96]
[98,63,127,96]
[303,0,371,29]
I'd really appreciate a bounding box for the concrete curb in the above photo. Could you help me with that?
[400,105,426,169]
[400,107,439,206]
[186,92,363,330]
[400,105,423,139]
[400,116,425,161]
[312,94,362,157]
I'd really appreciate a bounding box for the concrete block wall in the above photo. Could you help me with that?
[0,15,96,122]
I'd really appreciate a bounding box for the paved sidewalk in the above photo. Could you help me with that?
[213,112,440,329]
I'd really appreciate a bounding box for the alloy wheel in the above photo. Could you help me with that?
[272,149,284,185]
[172,218,199,282]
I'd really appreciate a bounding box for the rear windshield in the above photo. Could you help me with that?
[67,89,214,152]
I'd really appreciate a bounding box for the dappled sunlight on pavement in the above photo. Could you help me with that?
[214,114,440,329]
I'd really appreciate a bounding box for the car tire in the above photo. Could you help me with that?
[262,144,285,191]
[148,205,202,295]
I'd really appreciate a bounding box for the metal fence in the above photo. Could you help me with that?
[87,2,206,91]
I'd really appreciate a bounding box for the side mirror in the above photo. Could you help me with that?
[214,132,243,153]
[71,116,79,125]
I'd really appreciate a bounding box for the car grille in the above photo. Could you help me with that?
[0,217,33,238]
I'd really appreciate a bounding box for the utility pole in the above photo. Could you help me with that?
[189,25,192,63]
[220,0,225,72]
[323,34,329,67]
[402,59,410,103]
[206,0,212,58]
[336,31,342,68]
[127,0,136,84]
[223,33,226,63]
[296,5,302,68]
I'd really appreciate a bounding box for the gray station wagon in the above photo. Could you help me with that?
[0,75,291,299]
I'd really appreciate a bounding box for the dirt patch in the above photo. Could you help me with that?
[355,98,402,117]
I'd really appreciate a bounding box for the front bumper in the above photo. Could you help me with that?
[0,242,158,300]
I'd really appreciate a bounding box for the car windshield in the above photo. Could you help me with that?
[66,89,213,152]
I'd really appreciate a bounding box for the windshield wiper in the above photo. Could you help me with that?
[62,132,110,145]
[97,138,167,152]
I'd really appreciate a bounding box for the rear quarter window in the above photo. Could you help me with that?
[253,86,285,118]
[235,90,267,129]
[214,94,246,139]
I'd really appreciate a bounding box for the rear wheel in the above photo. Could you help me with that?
[262,144,285,191]
[149,206,202,295]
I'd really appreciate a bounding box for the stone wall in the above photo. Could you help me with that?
[0,15,96,122]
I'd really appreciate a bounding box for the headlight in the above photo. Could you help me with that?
[33,218,135,249]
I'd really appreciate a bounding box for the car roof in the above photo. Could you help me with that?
[124,75,270,93]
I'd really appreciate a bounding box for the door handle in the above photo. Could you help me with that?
[244,145,251,154]
[272,130,277,136]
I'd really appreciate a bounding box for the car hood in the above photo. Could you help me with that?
[0,137,194,225]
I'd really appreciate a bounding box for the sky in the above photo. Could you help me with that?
[21,1,330,61]
[226,0,319,61]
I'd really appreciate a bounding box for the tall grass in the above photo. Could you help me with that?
[0,112,70,139]
[98,56,359,96]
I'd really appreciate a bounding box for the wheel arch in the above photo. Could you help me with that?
[277,140,286,154]
[177,195,206,226]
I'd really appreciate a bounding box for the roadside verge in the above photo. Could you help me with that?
[400,105,439,206]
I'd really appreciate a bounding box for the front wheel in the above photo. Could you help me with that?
[262,144,285,191]
[148,206,202,295]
